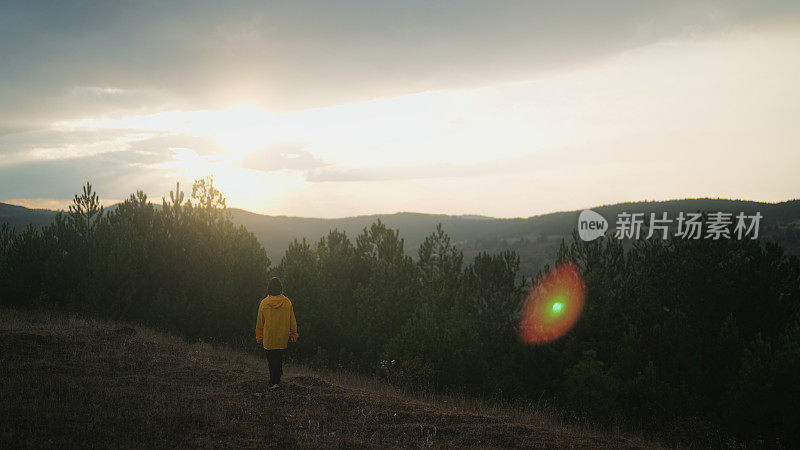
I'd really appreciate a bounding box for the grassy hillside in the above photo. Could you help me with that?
[3,197,799,277]
[0,308,656,448]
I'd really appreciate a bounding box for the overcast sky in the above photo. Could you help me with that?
[1,0,799,217]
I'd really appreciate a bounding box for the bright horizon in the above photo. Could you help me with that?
[2,2,799,218]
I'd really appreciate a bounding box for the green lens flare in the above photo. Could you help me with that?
[519,262,586,344]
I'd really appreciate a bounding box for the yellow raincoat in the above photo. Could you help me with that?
[255,294,299,350]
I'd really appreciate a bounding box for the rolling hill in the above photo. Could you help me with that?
[3,198,799,278]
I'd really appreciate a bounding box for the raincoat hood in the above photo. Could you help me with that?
[266,294,288,308]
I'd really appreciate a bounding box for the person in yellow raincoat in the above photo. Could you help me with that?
[255,277,298,390]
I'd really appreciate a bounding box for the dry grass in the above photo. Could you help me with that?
[0,308,661,448]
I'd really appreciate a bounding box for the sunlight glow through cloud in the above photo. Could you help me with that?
[11,25,800,217]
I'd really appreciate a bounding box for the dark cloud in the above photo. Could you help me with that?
[3,0,798,128]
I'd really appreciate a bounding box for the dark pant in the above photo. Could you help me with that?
[265,349,284,385]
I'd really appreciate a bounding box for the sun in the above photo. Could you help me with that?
[198,104,275,154]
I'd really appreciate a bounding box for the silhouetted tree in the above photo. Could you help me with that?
[68,182,104,241]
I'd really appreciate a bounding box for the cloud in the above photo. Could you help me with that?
[126,134,223,159]
[238,143,329,173]
[2,2,799,217]
[0,128,169,169]
[3,0,798,128]
[0,151,171,201]
[0,126,228,169]
[306,159,514,182]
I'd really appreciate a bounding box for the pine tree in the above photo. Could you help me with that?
[68,182,104,241]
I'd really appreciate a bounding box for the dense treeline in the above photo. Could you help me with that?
[0,180,268,343]
[277,223,800,445]
[1,182,799,446]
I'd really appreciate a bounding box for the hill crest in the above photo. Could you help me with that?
[3,197,799,277]
[0,308,655,448]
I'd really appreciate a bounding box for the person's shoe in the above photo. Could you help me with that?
[269,384,280,391]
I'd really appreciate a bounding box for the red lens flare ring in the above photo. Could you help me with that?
[519,262,585,344]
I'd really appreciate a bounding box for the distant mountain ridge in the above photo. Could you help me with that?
[3,198,799,277]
